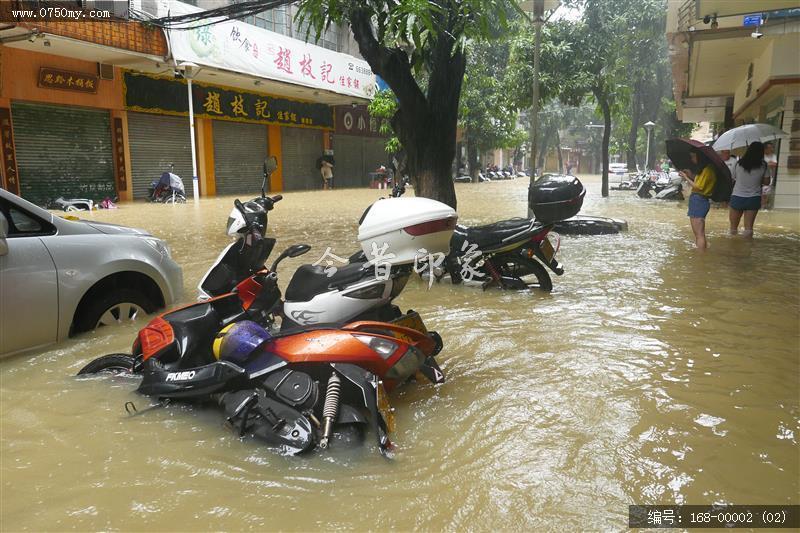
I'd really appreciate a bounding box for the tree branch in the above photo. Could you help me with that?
[348,7,427,115]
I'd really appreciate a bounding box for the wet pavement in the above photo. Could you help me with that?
[1,176,798,530]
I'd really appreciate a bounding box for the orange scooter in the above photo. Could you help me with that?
[78,269,444,456]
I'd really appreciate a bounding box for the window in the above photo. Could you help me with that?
[321,24,339,51]
[294,18,340,51]
[0,200,55,237]
[236,4,288,35]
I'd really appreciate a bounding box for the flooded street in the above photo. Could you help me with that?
[2,177,798,530]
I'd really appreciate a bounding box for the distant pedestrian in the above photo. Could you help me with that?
[679,147,718,250]
[566,162,573,175]
[762,141,778,208]
[320,157,333,190]
[718,149,738,178]
[729,142,770,238]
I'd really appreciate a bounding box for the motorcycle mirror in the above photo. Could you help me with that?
[285,243,311,258]
[263,156,278,176]
[262,156,278,199]
[270,243,311,272]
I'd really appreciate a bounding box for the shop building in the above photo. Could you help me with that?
[0,15,167,204]
[331,105,390,187]
[0,0,377,204]
[666,1,800,209]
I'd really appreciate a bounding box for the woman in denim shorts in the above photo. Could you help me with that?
[679,148,717,249]
[729,142,770,237]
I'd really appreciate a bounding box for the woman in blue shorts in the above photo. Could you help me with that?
[679,148,717,249]
[729,142,770,238]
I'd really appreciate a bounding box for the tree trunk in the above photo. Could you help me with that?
[537,124,552,171]
[348,7,462,209]
[467,137,479,183]
[595,89,611,197]
[626,88,642,171]
[555,128,563,173]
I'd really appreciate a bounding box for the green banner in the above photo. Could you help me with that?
[123,71,333,129]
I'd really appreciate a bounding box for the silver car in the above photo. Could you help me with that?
[0,189,183,358]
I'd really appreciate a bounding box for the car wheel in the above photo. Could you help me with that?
[75,289,156,333]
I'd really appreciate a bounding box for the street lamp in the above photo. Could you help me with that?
[643,120,655,171]
[520,0,560,185]
[177,61,201,203]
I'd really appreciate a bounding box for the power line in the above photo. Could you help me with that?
[130,0,297,30]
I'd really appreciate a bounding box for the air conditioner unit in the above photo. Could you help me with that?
[97,63,114,80]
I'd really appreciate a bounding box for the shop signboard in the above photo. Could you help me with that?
[124,71,334,129]
[334,105,384,137]
[0,108,20,195]
[163,1,376,101]
[38,68,98,93]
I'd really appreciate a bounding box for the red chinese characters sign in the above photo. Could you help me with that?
[0,108,20,195]
[167,0,376,100]
[111,117,127,191]
[38,68,98,94]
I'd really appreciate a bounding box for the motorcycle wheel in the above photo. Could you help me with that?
[77,354,135,375]
[498,254,553,292]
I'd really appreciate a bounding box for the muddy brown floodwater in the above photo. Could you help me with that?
[1,176,798,530]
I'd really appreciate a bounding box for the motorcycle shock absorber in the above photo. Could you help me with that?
[484,258,501,281]
[481,258,504,290]
[319,372,341,449]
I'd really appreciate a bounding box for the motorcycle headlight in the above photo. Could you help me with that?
[353,335,398,360]
[142,237,171,258]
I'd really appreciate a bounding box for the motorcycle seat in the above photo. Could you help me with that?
[285,262,369,302]
[451,218,542,253]
[162,293,245,367]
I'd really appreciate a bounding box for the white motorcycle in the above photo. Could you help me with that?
[198,156,457,331]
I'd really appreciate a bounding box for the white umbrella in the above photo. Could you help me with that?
[712,123,788,150]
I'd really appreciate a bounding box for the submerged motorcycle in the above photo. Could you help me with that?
[79,267,446,456]
[80,159,455,456]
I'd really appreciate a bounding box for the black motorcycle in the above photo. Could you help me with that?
[440,175,583,291]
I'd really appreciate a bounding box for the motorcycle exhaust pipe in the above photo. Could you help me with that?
[319,372,341,449]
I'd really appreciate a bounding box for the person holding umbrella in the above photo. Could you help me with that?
[667,138,733,250]
[729,142,770,237]
[678,148,718,249]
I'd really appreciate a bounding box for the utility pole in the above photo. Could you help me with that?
[178,61,201,203]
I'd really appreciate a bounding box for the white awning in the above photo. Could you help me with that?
[161,1,377,101]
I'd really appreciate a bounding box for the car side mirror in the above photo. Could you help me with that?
[270,243,310,272]
[263,156,278,176]
[0,211,8,256]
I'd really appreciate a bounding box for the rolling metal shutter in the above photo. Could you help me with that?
[281,127,322,191]
[364,138,390,177]
[11,102,114,206]
[332,135,365,188]
[127,112,194,200]
[213,120,268,196]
